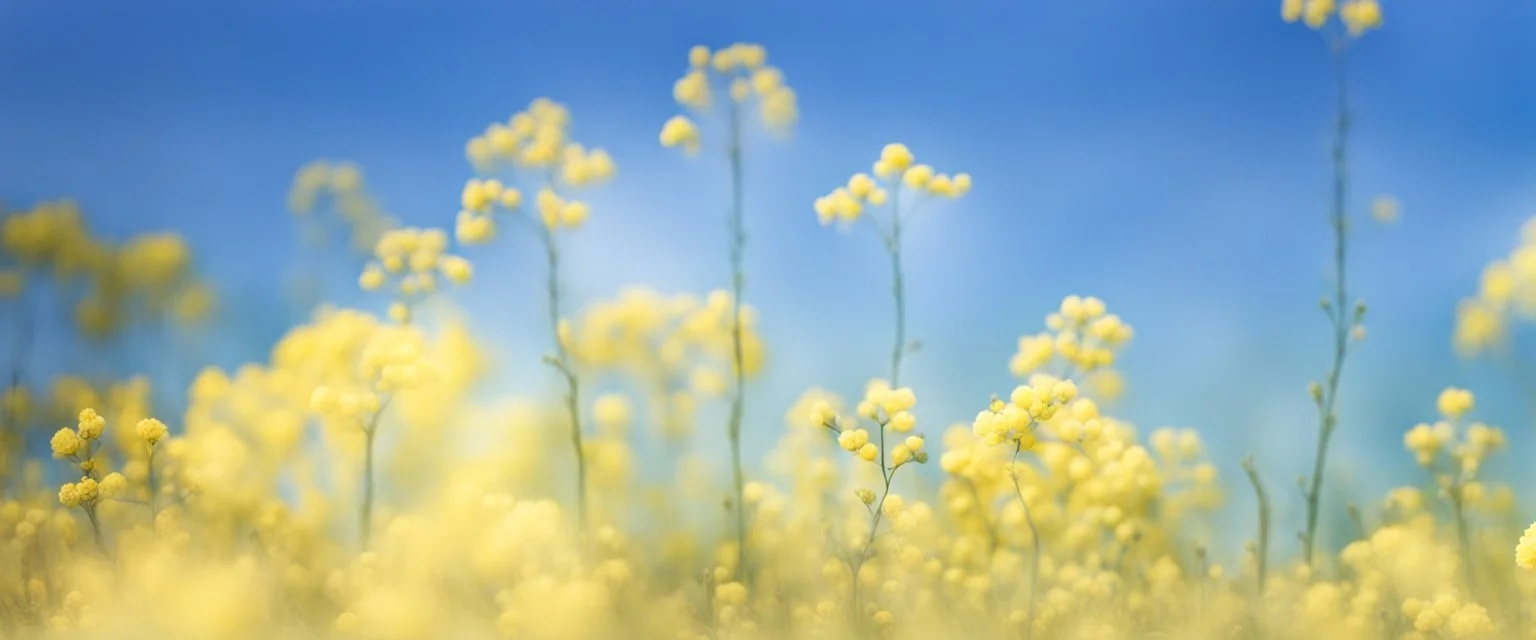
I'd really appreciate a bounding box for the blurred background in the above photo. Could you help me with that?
[3,0,1535,556]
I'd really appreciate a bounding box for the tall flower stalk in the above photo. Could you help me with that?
[1241,455,1271,594]
[816,143,971,389]
[661,43,798,577]
[1283,0,1382,567]
[724,98,749,574]
[328,226,470,548]
[456,98,616,540]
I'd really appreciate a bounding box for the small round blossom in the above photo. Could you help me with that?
[50,428,81,458]
[1517,521,1536,569]
[136,417,168,446]
[76,408,105,440]
[1436,387,1474,420]
[661,43,797,156]
[816,144,970,229]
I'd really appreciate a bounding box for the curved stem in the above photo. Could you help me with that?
[1241,455,1271,594]
[850,451,899,632]
[1010,443,1040,640]
[1302,37,1353,569]
[543,230,588,540]
[358,396,393,550]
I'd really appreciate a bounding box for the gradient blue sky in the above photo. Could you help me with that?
[4,1,1536,553]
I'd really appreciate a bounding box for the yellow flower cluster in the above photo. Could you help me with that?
[52,409,152,511]
[287,160,395,254]
[1282,0,1383,35]
[1518,522,1536,570]
[566,288,765,440]
[1451,219,1536,357]
[660,43,797,154]
[2,199,214,336]
[357,226,472,323]
[22,8,1536,640]
[1403,387,1505,476]
[971,379,1076,448]
[458,99,613,244]
[819,380,925,466]
[1009,295,1134,393]
[814,144,972,226]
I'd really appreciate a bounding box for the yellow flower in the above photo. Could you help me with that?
[688,45,710,68]
[673,70,711,109]
[903,165,934,189]
[440,256,473,285]
[1517,521,1536,569]
[136,417,168,446]
[99,472,127,498]
[359,266,386,292]
[1340,0,1382,36]
[1436,387,1474,420]
[76,408,105,440]
[660,116,701,154]
[880,144,914,173]
[1282,0,1304,22]
[50,428,81,457]
[1302,0,1335,28]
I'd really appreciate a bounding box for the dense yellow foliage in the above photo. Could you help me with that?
[10,4,1536,639]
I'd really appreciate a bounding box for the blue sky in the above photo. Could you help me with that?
[4,0,1536,554]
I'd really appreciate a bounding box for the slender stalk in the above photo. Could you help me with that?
[83,503,105,551]
[1450,485,1479,591]
[887,190,906,387]
[850,442,899,631]
[724,100,750,575]
[964,477,1000,554]
[1009,443,1040,640]
[542,230,588,539]
[1302,36,1354,569]
[147,447,159,519]
[1241,455,1271,594]
[2,283,33,497]
[358,397,391,550]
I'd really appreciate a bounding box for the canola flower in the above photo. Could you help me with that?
[1282,0,1382,568]
[1449,217,1536,365]
[1,199,214,339]
[457,97,615,537]
[17,2,1536,639]
[817,143,971,386]
[661,43,797,575]
[286,160,397,311]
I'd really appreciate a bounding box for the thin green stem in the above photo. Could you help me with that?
[358,396,391,550]
[850,447,899,632]
[147,447,159,519]
[964,477,999,554]
[1450,485,1479,592]
[542,228,588,539]
[1241,455,1271,595]
[83,503,105,552]
[1009,443,1040,640]
[887,189,906,388]
[724,100,749,577]
[2,283,33,498]
[1302,36,1353,569]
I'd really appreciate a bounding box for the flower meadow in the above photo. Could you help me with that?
[5,1,1536,639]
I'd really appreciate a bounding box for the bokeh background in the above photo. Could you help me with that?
[3,0,1535,557]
